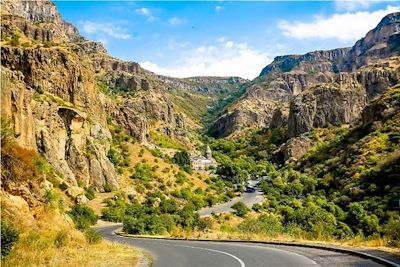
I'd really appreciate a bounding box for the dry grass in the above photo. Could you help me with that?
[128,143,208,190]
[1,193,139,267]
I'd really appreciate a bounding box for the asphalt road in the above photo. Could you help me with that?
[199,181,264,217]
[97,224,384,267]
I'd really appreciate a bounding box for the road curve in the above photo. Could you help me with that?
[97,224,383,267]
[199,191,264,217]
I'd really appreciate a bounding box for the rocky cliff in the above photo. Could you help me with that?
[287,82,367,138]
[209,12,400,138]
[1,0,246,193]
[1,9,119,191]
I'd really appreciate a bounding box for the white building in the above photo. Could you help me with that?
[192,144,218,170]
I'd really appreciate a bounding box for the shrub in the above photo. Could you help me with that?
[85,186,96,200]
[139,148,145,157]
[150,149,163,158]
[384,216,400,247]
[103,183,113,193]
[173,151,191,168]
[10,33,20,46]
[44,190,63,211]
[231,202,249,217]
[59,182,69,191]
[106,116,113,125]
[131,163,156,181]
[69,205,98,230]
[1,223,19,257]
[238,214,283,236]
[198,217,213,231]
[123,214,167,235]
[85,228,102,244]
[175,171,188,184]
[252,203,262,212]
[183,164,193,174]
[54,231,68,248]
[102,206,125,222]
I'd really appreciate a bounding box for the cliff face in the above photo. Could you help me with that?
[209,12,400,138]
[287,83,367,138]
[1,40,118,191]
[0,0,246,192]
[344,12,400,71]
[1,0,81,43]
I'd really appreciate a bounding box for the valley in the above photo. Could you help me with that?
[1,1,399,266]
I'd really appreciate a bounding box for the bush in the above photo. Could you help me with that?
[131,163,157,181]
[85,186,96,200]
[59,182,69,191]
[231,202,249,217]
[198,217,213,231]
[54,231,68,248]
[183,164,193,174]
[10,33,20,46]
[238,214,283,236]
[384,216,400,247]
[173,151,191,168]
[1,223,19,257]
[103,183,113,193]
[175,171,188,184]
[85,228,102,244]
[123,214,167,235]
[102,206,125,222]
[69,205,98,230]
[44,190,63,211]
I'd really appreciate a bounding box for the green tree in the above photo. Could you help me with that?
[1,223,19,257]
[173,150,191,167]
[231,201,249,217]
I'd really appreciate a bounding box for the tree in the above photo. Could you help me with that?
[231,201,249,217]
[173,151,191,168]
[1,223,19,257]
[216,163,241,183]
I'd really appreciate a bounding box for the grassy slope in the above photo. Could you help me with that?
[296,85,400,217]
[1,197,139,267]
[0,138,140,267]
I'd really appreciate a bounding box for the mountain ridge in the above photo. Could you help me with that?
[209,12,400,138]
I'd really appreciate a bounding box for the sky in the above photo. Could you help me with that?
[55,1,400,79]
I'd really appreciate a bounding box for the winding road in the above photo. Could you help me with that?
[97,224,386,267]
[199,181,264,217]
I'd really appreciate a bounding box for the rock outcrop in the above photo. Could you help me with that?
[1,0,81,43]
[209,12,400,138]
[1,1,119,191]
[343,12,400,71]
[1,0,246,192]
[287,83,367,138]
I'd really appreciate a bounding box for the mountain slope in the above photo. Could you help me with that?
[209,12,400,138]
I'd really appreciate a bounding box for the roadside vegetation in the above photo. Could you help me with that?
[1,119,140,267]
[201,86,400,248]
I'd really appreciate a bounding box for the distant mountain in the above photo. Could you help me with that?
[209,12,400,138]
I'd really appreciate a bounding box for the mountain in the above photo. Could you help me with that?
[0,1,245,264]
[0,0,245,193]
[209,12,400,138]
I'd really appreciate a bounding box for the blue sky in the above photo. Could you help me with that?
[55,1,399,79]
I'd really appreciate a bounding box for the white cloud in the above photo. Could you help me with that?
[135,7,151,16]
[335,0,388,11]
[147,16,157,23]
[80,21,132,40]
[215,6,223,12]
[217,36,226,43]
[167,39,190,50]
[278,6,399,42]
[168,17,185,26]
[140,40,272,79]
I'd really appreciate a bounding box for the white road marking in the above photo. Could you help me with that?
[154,242,246,267]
